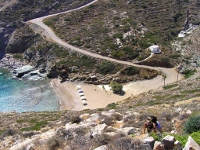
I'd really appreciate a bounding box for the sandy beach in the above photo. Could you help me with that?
[50,79,129,111]
[50,68,182,111]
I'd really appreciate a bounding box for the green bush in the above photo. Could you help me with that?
[171,134,188,146]
[110,81,123,94]
[13,54,23,60]
[70,115,81,124]
[121,66,139,75]
[107,103,117,109]
[190,130,200,145]
[183,116,200,134]
[97,62,116,75]
[150,132,163,141]
[182,69,197,78]
[171,131,200,146]
[20,121,48,131]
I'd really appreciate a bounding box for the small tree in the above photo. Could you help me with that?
[110,81,123,94]
[162,74,167,87]
[183,116,200,134]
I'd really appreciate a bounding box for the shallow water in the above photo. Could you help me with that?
[0,68,59,113]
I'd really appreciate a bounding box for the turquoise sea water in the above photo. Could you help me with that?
[0,68,59,113]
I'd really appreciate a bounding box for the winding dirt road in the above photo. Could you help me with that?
[28,0,183,105]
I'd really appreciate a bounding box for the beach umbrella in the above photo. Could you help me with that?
[79,93,84,96]
[82,100,87,105]
[81,96,86,100]
[76,85,81,89]
[78,89,84,93]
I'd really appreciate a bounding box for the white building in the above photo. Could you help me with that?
[149,45,161,54]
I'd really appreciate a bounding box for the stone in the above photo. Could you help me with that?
[143,136,155,149]
[13,65,34,77]
[85,113,99,123]
[93,145,107,150]
[153,141,165,150]
[174,140,182,150]
[183,136,200,150]
[117,127,135,135]
[161,135,175,149]
[140,143,152,150]
[90,124,107,136]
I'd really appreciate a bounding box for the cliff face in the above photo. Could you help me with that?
[0,0,94,52]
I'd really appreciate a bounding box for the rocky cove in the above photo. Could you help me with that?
[0,54,59,113]
[0,54,47,80]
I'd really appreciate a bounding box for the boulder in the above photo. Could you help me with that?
[13,65,34,77]
[143,136,155,149]
[183,136,200,150]
[117,127,135,135]
[90,124,107,136]
[161,135,175,149]
[153,141,165,150]
[174,140,182,150]
[94,145,108,150]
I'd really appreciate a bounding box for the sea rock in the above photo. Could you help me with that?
[22,70,47,80]
[13,65,34,77]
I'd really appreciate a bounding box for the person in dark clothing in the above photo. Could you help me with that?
[143,116,162,134]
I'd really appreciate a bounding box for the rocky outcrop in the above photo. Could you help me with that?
[0,107,200,149]
[0,54,25,70]
[183,136,200,150]
[5,24,36,53]
[13,65,47,80]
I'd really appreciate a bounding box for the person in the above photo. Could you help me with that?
[143,116,162,134]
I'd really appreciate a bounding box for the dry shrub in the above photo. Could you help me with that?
[109,132,126,142]
[122,120,135,128]
[159,112,173,121]
[108,137,133,150]
[137,113,148,121]
[74,127,89,136]
[177,113,190,120]
[47,127,72,150]
[160,121,173,132]
[108,137,151,150]
[1,129,22,139]
[23,131,40,138]
[111,113,123,121]
[123,120,143,128]
[71,135,92,150]
[172,112,179,118]
[100,116,114,126]
[123,115,135,122]
[131,139,152,150]
[70,114,81,124]
[104,126,116,133]
[93,134,111,147]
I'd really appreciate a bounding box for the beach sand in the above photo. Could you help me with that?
[50,79,130,111]
[50,75,165,111]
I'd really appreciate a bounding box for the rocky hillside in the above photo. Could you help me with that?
[44,0,200,66]
[0,0,93,53]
